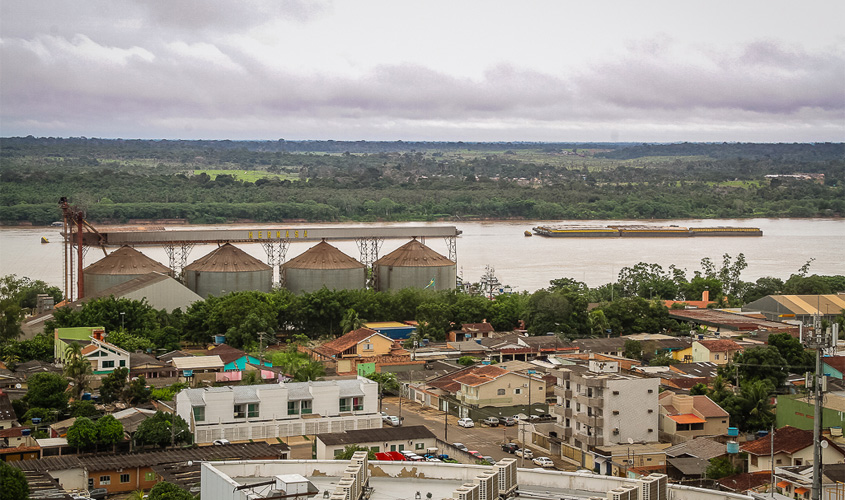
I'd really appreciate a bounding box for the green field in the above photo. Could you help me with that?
[193,169,297,182]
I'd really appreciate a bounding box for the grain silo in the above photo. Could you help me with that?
[184,243,271,298]
[83,245,171,297]
[373,238,456,291]
[282,240,366,294]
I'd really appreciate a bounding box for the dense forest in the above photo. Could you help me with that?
[1,138,842,225]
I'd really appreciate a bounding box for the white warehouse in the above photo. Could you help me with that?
[175,377,381,444]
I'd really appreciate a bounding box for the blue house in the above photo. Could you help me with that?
[210,344,272,372]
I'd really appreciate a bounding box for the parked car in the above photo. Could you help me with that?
[499,416,516,426]
[468,450,484,459]
[515,448,534,459]
[482,416,500,427]
[89,489,108,500]
[457,417,475,428]
[453,442,468,452]
[533,457,555,468]
[425,457,442,462]
[213,439,231,446]
[380,411,389,418]
[385,416,401,427]
[501,442,520,453]
[481,455,496,465]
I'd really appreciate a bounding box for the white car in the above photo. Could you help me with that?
[533,456,555,468]
[457,418,475,428]
[515,449,534,459]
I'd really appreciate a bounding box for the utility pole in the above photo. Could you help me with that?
[804,317,837,500]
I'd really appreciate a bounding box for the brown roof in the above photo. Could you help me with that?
[429,364,511,393]
[185,243,270,272]
[83,245,171,275]
[824,356,845,373]
[697,339,743,352]
[461,322,494,333]
[692,395,729,418]
[282,240,364,270]
[741,426,813,455]
[209,344,250,365]
[313,328,383,358]
[317,425,435,446]
[374,239,453,268]
[718,472,773,493]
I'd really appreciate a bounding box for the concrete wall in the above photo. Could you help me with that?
[201,460,753,500]
[603,377,660,445]
[776,394,845,431]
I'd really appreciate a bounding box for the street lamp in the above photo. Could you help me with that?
[120,312,125,331]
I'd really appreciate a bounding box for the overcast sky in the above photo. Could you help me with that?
[1,1,843,142]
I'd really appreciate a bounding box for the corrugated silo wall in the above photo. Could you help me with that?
[376,264,456,292]
[184,269,272,298]
[283,268,367,294]
[84,273,142,297]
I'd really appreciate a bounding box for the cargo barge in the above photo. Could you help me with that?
[532,225,762,237]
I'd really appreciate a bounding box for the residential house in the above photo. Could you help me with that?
[691,339,743,365]
[774,463,845,500]
[716,472,774,495]
[740,425,845,473]
[658,391,730,443]
[312,328,396,361]
[0,427,36,448]
[315,425,436,459]
[590,443,671,477]
[175,377,380,444]
[209,344,273,372]
[53,326,104,362]
[129,351,176,381]
[664,437,728,462]
[776,390,845,431]
[172,355,224,386]
[551,359,660,457]
[482,333,577,362]
[447,321,495,343]
[572,338,626,357]
[80,338,131,374]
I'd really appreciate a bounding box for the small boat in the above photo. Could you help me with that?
[41,236,49,244]
[524,230,532,237]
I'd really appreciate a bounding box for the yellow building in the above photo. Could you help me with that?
[313,328,396,360]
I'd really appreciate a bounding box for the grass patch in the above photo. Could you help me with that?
[193,169,297,182]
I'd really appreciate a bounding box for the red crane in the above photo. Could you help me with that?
[58,197,106,301]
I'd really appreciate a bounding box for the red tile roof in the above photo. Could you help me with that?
[697,339,743,352]
[693,395,729,418]
[741,426,819,455]
[718,472,773,493]
[0,427,29,438]
[313,328,383,358]
[461,322,494,333]
[429,365,510,393]
[209,344,249,365]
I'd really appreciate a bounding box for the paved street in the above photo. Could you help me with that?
[381,396,577,471]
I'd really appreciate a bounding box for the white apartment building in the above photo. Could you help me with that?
[175,377,380,444]
[552,360,659,450]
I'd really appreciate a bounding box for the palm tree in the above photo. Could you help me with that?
[63,342,93,400]
[126,489,145,500]
[291,360,326,382]
[241,370,261,386]
[340,308,366,334]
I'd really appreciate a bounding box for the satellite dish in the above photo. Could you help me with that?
[821,441,829,449]
[15,383,21,389]
[627,438,634,445]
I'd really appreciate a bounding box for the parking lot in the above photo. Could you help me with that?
[381,396,576,471]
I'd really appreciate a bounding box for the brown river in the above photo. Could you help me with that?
[1,218,842,293]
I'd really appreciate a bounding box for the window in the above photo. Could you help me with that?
[102,360,115,369]
[612,391,619,395]
[145,472,155,481]
[120,474,130,483]
[715,354,720,360]
[391,445,396,451]
[193,406,205,422]
[234,404,246,419]
[99,476,111,486]
[398,444,404,451]
[248,403,259,418]
[415,443,424,450]
[647,389,654,393]
[300,400,312,415]
[514,388,522,395]
[648,428,654,433]
[339,398,351,412]
[119,360,126,367]
[334,449,344,457]
[288,401,299,415]
[363,343,373,350]
[370,446,379,453]
[647,409,653,413]
[497,389,506,396]
[612,410,619,415]
[353,397,363,411]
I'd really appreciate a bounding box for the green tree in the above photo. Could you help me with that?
[689,383,708,396]
[415,301,452,341]
[705,456,742,479]
[366,371,400,405]
[334,444,377,460]
[63,341,93,400]
[69,400,100,418]
[23,372,69,410]
[457,356,477,366]
[126,376,152,405]
[147,481,195,500]
[623,340,642,360]
[241,370,261,386]
[97,414,125,451]
[0,460,29,500]
[289,360,326,382]
[340,308,366,333]
[649,354,677,366]
[67,416,98,451]
[134,411,192,448]
[724,347,788,388]
[99,367,129,404]
[767,333,813,372]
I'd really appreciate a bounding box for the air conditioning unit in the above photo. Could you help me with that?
[613,428,620,435]
[452,483,479,500]
[473,471,499,500]
[494,457,517,495]
[336,478,356,500]
[607,484,639,500]
[639,474,667,500]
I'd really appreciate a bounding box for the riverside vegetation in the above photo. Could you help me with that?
[1,138,843,224]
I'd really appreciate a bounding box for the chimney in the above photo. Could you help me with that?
[92,328,105,341]
[702,290,710,303]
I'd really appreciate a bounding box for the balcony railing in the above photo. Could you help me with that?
[553,386,572,399]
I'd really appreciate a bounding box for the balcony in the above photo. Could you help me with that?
[554,386,572,399]
[574,430,604,447]
[576,412,604,428]
[575,393,603,407]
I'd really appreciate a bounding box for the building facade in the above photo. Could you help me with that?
[175,377,380,444]
[552,360,659,451]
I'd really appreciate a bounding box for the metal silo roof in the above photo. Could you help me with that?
[374,239,453,267]
[83,245,171,275]
[282,240,364,270]
[184,243,270,272]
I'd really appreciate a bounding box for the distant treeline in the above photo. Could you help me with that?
[1,138,842,224]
